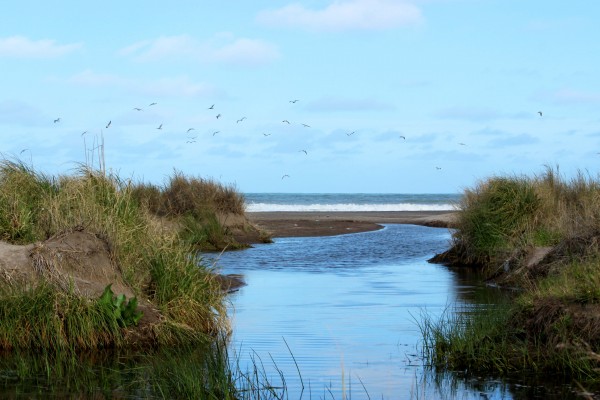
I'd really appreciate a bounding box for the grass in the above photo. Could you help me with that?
[0,157,237,350]
[425,166,600,386]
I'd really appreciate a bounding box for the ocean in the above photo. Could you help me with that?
[243,192,461,212]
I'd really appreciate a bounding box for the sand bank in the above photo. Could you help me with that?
[247,211,457,238]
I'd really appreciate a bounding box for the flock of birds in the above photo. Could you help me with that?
[50,101,546,182]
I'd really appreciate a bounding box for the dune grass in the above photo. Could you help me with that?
[0,158,234,350]
[424,166,600,385]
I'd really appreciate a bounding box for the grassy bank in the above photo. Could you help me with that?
[425,167,600,386]
[0,158,262,351]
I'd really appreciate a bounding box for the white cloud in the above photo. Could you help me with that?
[550,88,600,104]
[256,0,423,32]
[67,70,220,98]
[0,36,82,58]
[307,96,395,112]
[120,34,279,66]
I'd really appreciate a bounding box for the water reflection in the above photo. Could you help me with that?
[209,224,584,399]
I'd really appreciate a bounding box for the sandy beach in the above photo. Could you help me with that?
[247,210,458,238]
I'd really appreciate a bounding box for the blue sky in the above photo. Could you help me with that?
[1,1,599,193]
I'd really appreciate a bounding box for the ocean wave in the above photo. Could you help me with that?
[246,202,458,212]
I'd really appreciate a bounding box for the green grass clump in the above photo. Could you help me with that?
[0,158,232,350]
[427,166,600,384]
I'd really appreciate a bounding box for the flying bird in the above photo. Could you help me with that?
[263,133,272,136]
[538,111,543,116]
[187,128,195,133]
[347,131,356,136]
[300,150,307,155]
[149,102,157,106]
[208,104,215,109]
[81,131,88,136]
[133,107,143,111]
[282,120,290,124]
[53,118,61,123]
[281,174,290,179]
[216,114,221,119]
[20,149,28,154]
[289,99,299,103]
[302,123,310,128]
[213,131,220,136]
[459,142,466,146]
[436,166,442,170]
[399,135,406,140]
[237,117,247,123]
[106,121,111,128]
[157,123,163,130]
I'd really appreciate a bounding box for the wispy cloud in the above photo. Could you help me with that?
[256,0,423,32]
[119,34,279,66]
[0,36,82,58]
[434,107,530,122]
[548,88,600,104]
[68,70,220,98]
[0,100,47,126]
[307,96,395,112]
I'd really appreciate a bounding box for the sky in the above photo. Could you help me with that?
[0,1,599,194]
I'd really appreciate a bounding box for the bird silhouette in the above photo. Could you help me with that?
[53,118,61,123]
[216,114,221,119]
[133,107,142,111]
[347,131,355,136]
[538,111,543,116]
[400,135,406,140]
[213,131,220,136]
[187,128,195,133]
[302,123,310,128]
[208,104,215,109]
[436,167,442,170]
[263,133,272,136]
[149,102,157,106]
[282,120,290,124]
[81,131,88,136]
[459,142,466,146]
[157,124,163,130]
[300,150,307,155]
[282,174,290,179]
[106,121,111,128]
[20,149,28,154]
[237,117,247,123]
[289,99,299,103]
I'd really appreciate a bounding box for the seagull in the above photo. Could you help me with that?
[53,118,61,123]
[300,150,307,155]
[133,107,143,111]
[213,131,220,136]
[106,121,111,128]
[436,166,442,170]
[216,114,221,119]
[302,123,310,128]
[289,99,299,103]
[347,131,356,136]
[400,135,406,140]
[208,104,215,110]
[263,133,272,136]
[149,102,157,106]
[237,117,247,123]
[20,149,28,154]
[459,142,466,146]
[81,131,88,136]
[157,123,163,130]
[187,128,195,133]
[186,140,197,144]
[282,120,290,124]
[538,111,543,116]
[281,174,290,179]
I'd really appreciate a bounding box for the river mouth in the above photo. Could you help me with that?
[210,224,585,399]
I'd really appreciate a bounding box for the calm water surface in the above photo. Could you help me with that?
[207,224,580,399]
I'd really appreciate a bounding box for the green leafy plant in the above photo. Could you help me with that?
[98,284,143,327]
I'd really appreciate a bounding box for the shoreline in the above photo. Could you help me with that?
[247,210,457,238]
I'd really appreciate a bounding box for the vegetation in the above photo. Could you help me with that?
[424,166,600,387]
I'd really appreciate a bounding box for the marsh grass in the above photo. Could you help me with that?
[428,166,600,384]
[0,158,230,350]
